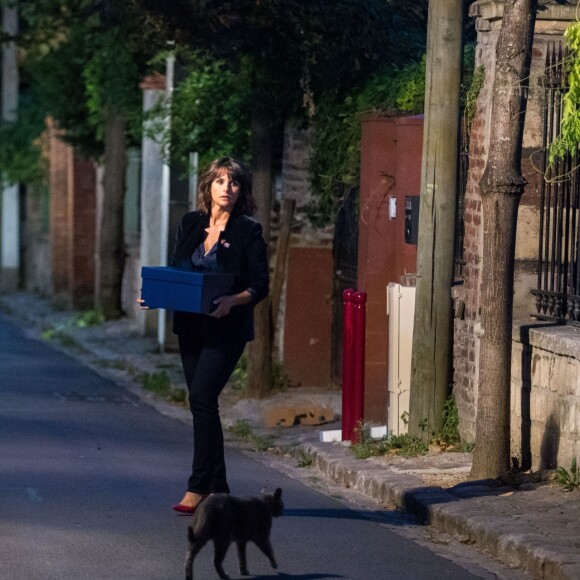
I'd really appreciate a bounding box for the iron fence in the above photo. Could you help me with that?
[532,42,580,323]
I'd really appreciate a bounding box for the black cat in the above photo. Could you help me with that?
[184,488,284,580]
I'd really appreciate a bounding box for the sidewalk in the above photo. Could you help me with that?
[1,292,578,580]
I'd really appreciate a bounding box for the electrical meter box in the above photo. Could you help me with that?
[404,196,420,245]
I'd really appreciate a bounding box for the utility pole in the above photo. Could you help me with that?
[1,3,19,291]
[409,0,463,441]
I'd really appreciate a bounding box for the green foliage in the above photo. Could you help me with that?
[308,58,426,226]
[229,353,248,392]
[308,42,478,227]
[19,0,161,157]
[82,29,143,141]
[73,309,105,328]
[351,421,428,459]
[22,27,103,156]
[271,360,291,391]
[228,419,253,438]
[40,324,83,350]
[463,65,485,130]
[139,1,427,123]
[168,388,188,404]
[0,94,46,184]
[436,395,461,446]
[549,22,580,166]
[147,51,252,172]
[139,371,171,395]
[296,450,313,468]
[226,419,275,452]
[138,370,188,404]
[556,457,579,491]
[307,95,361,227]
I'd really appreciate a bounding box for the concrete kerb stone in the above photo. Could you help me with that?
[293,440,578,580]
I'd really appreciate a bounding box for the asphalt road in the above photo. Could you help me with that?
[0,314,485,580]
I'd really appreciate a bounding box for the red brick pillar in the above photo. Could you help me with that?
[357,115,422,424]
[48,119,73,305]
[48,118,96,309]
[70,156,96,308]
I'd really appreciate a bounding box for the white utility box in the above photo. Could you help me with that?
[386,283,416,435]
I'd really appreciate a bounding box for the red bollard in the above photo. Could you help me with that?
[341,289,355,441]
[342,289,367,442]
[351,291,367,443]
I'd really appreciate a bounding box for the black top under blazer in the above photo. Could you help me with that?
[169,211,269,342]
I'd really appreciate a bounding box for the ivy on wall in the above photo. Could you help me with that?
[549,21,580,166]
[308,46,477,227]
[307,57,427,226]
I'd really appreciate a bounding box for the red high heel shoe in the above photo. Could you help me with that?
[172,503,197,514]
[172,494,208,514]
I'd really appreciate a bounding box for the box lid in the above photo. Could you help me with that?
[141,266,234,287]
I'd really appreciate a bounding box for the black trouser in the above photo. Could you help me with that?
[178,325,246,494]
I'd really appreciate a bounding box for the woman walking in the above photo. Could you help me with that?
[169,156,269,513]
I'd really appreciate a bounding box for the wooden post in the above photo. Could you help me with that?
[270,197,295,332]
[409,0,463,441]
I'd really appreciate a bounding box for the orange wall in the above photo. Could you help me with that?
[358,115,422,423]
[283,247,333,387]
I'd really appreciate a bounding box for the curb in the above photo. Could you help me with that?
[294,441,580,580]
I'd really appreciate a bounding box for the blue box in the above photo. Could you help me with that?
[140,267,235,314]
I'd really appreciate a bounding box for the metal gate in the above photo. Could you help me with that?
[532,43,580,324]
[331,185,359,385]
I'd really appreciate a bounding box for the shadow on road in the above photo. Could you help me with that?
[283,507,412,526]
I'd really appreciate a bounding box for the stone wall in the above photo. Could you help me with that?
[23,183,51,296]
[512,322,580,471]
[454,1,576,442]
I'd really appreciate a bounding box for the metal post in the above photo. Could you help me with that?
[158,49,174,353]
[188,152,199,212]
[1,3,20,291]
[351,291,367,443]
[341,289,355,441]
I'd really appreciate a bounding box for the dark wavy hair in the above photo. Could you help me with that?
[197,157,256,216]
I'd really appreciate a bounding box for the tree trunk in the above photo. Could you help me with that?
[246,99,272,397]
[471,0,537,480]
[97,108,127,320]
[409,0,463,442]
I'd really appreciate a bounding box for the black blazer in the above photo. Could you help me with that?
[169,211,269,341]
